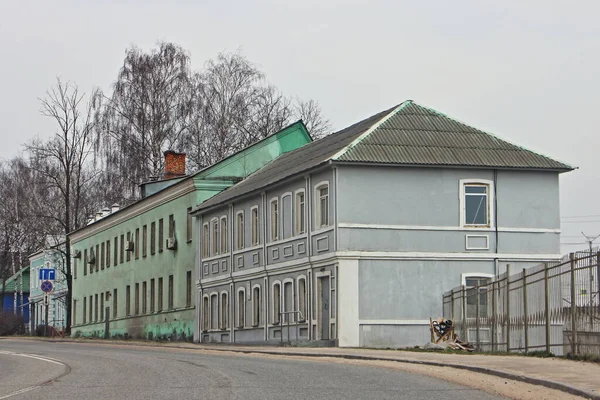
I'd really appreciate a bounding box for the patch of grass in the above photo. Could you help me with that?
[395,346,555,358]
[565,352,600,363]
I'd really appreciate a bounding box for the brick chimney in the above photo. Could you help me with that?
[163,150,186,179]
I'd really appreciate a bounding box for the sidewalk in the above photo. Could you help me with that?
[6,337,600,399]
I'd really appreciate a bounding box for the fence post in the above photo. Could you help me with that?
[523,268,529,353]
[506,264,511,352]
[475,281,480,351]
[544,263,551,354]
[492,281,497,352]
[597,252,600,316]
[450,289,455,321]
[570,253,577,355]
[461,285,467,342]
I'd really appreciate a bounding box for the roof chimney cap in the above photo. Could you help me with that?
[163,150,186,179]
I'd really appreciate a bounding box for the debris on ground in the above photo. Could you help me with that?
[428,317,475,352]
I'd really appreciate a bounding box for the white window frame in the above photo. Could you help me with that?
[202,222,210,258]
[295,189,306,236]
[296,275,307,322]
[219,290,229,330]
[210,292,218,330]
[271,280,281,325]
[220,215,228,254]
[282,278,295,323]
[202,294,210,331]
[314,181,330,229]
[270,197,279,242]
[252,284,261,327]
[237,287,246,328]
[461,273,494,320]
[459,179,494,228]
[250,205,259,246]
[210,218,219,256]
[236,211,245,250]
[281,192,293,240]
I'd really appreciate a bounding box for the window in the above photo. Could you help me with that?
[126,285,131,316]
[295,190,306,235]
[298,277,307,321]
[126,232,131,262]
[120,234,124,264]
[283,280,293,323]
[202,296,209,331]
[74,257,78,279]
[100,292,104,321]
[237,289,245,328]
[101,242,105,270]
[135,228,140,259]
[168,214,175,239]
[94,293,98,322]
[142,281,147,314]
[96,244,100,272]
[83,249,87,275]
[202,223,210,258]
[315,183,329,228]
[73,299,77,325]
[465,275,493,318]
[158,218,164,252]
[253,286,261,327]
[89,295,93,322]
[143,225,148,258]
[158,278,163,312]
[83,297,87,324]
[282,193,292,239]
[251,206,259,246]
[236,211,245,250]
[168,275,174,310]
[220,292,228,330]
[106,240,111,268]
[114,237,118,266]
[186,271,192,307]
[462,181,492,227]
[272,282,281,324]
[187,207,193,242]
[135,283,140,315]
[150,222,156,255]
[210,294,218,330]
[220,216,228,253]
[113,289,118,319]
[89,247,94,274]
[150,279,155,313]
[211,219,219,255]
[270,198,279,242]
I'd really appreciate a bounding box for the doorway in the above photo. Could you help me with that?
[318,276,330,340]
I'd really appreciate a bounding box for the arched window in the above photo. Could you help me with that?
[297,276,307,322]
[252,285,261,327]
[220,291,228,330]
[237,288,246,328]
[272,282,281,324]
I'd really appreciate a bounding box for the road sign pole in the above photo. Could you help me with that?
[44,299,49,337]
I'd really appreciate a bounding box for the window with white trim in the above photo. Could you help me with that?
[202,223,209,258]
[220,216,228,253]
[237,288,245,328]
[462,181,491,227]
[211,218,219,255]
[465,276,492,318]
[236,211,245,250]
[272,282,281,324]
[295,190,306,235]
[297,277,307,321]
[270,198,279,242]
[251,206,259,246]
[202,295,209,331]
[220,292,228,330]
[252,285,261,327]
[315,183,329,228]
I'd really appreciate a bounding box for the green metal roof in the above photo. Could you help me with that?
[1,267,30,293]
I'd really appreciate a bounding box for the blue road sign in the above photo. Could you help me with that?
[39,268,56,281]
[40,280,54,293]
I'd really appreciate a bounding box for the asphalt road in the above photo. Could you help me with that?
[0,339,503,400]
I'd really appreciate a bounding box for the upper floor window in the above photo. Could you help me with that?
[220,216,228,253]
[251,206,259,246]
[236,211,245,250]
[315,183,329,228]
[461,180,493,227]
[211,218,219,255]
[270,198,279,242]
[202,223,210,257]
[464,275,493,318]
[295,190,306,235]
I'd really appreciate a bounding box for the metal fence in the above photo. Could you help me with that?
[442,251,600,356]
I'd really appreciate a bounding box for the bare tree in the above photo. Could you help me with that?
[24,78,97,333]
[295,99,331,140]
[95,42,194,198]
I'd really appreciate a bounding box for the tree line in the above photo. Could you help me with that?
[0,42,330,331]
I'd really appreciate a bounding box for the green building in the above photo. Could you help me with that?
[69,122,311,340]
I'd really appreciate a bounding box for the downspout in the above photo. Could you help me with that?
[262,192,269,341]
[229,204,234,343]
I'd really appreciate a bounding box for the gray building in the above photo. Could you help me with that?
[191,100,573,348]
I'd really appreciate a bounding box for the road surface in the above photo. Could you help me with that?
[0,339,502,400]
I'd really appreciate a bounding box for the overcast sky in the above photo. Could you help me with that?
[1,0,598,253]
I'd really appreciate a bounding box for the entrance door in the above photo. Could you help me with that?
[319,276,330,340]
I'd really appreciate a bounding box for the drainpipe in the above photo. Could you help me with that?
[229,204,234,343]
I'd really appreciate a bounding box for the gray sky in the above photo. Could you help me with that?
[1,0,598,253]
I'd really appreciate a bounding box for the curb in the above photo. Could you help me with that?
[5,338,598,399]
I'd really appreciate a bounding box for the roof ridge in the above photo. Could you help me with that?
[409,101,575,169]
[330,101,411,160]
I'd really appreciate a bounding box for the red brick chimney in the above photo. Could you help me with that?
[163,150,186,179]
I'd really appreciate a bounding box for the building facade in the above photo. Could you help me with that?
[69,122,311,340]
[192,100,573,347]
[1,266,30,325]
[29,245,68,333]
